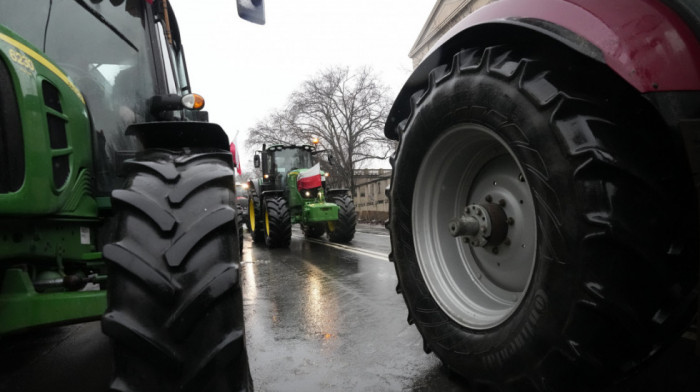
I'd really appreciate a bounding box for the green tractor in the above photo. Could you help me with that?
[0,0,263,390]
[247,143,356,248]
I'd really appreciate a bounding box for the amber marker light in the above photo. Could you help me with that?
[182,93,205,110]
[312,137,319,145]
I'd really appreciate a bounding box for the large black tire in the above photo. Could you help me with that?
[302,223,326,239]
[263,195,291,248]
[387,46,698,391]
[102,149,252,392]
[248,192,265,243]
[327,193,356,243]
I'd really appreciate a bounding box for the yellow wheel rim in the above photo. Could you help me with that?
[265,209,270,235]
[327,221,335,232]
[249,198,256,232]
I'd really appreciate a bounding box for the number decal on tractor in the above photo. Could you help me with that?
[8,48,35,74]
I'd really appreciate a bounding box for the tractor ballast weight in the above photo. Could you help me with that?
[385,0,700,391]
[248,143,356,247]
[0,1,262,390]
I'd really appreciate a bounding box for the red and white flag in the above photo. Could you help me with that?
[230,142,242,175]
[297,163,322,191]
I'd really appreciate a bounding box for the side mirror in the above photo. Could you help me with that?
[254,154,261,168]
[237,0,265,25]
[328,154,334,166]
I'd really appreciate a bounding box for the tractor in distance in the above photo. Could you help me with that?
[0,0,265,390]
[247,140,356,248]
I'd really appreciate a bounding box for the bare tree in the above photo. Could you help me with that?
[246,66,395,193]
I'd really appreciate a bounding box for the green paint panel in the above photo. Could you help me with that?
[303,202,339,223]
[0,25,95,217]
[0,219,97,260]
[0,268,106,334]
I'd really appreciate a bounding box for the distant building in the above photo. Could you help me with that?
[353,169,391,222]
[409,0,498,68]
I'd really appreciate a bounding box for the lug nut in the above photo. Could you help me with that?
[499,199,506,207]
[507,217,515,225]
[485,195,493,203]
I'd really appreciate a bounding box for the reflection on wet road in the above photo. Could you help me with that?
[242,224,467,391]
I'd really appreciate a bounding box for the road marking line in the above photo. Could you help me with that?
[292,235,388,261]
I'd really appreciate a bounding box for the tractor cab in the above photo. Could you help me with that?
[267,145,315,186]
[0,0,205,193]
[255,144,319,191]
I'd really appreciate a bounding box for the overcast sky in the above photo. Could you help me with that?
[168,0,436,167]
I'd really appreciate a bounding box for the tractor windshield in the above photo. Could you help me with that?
[270,148,314,178]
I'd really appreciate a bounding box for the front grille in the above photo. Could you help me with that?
[42,81,70,188]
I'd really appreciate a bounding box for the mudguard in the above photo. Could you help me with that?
[125,121,229,150]
[386,0,700,139]
[261,189,284,198]
[327,189,351,196]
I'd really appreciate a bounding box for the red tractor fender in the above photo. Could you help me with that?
[386,0,700,138]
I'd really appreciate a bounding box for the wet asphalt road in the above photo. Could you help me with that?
[0,223,698,391]
[241,224,466,391]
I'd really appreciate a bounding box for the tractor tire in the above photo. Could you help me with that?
[263,195,291,248]
[102,149,252,392]
[386,46,698,392]
[248,193,265,243]
[327,193,356,243]
[302,223,325,239]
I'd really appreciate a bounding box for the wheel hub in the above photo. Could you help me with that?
[448,202,508,248]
